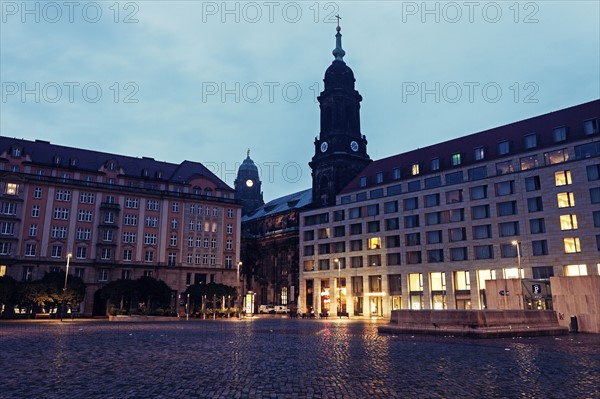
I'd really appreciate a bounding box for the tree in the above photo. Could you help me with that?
[184,282,237,312]
[40,271,86,313]
[101,276,172,313]
[136,276,172,310]
[101,279,136,311]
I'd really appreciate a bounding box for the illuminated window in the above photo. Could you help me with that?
[563,237,581,253]
[557,192,575,208]
[411,163,420,176]
[474,147,485,161]
[563,264,587,276]
[454,271,470,290]
[451,153,461,166]
[409,273,423,291]
[560,215,578,230]
[554,171,572,186]
[0,265,6,277]
[430,272,446,291]
[544,149,569,165]
[4,183,18,195]
[368,237,382,250]
[504,268,521,279]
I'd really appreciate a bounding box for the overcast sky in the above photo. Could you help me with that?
[1,1,599,201]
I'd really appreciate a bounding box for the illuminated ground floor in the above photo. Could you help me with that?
[298,263,600,318]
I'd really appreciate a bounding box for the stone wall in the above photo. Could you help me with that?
[550,275,600,334]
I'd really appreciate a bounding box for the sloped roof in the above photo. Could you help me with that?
[0,137,232,191]
[242,188,312,222]
[341,99,600,194]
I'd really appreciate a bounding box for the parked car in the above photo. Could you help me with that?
[258,305,275,314]
[274,305,289,314]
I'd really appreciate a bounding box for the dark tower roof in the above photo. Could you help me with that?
[323,25,356,92]
[237,149,259,178]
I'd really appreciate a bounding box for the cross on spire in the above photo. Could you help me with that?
[335,14,341,28]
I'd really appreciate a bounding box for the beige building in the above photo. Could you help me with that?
[0,138,242,315]
[299,100,600,318]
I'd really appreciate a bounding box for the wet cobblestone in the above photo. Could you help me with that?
[0,319,598,399]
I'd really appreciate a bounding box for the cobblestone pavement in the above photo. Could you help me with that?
[0,318,599,399]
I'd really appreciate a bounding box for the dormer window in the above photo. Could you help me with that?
[431,158,440,171]
[359,176,367,187]
[53,155,62,165]
[375,172,384,184]
[12,148,21,157]
[451,153,462,166]
[473,147,485,161]
[142,169,149,177]
[553,126,568,142]
[70,158,78,167]
[108,161,116,171]
[411,163,420,176]
[584,118,599,135]
[392,168,401,180]
[498,141,510,155]
[155,171,162,179]
[524,133,537,149]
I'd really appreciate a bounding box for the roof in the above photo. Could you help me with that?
[341,99,600,194]
[242,188,312,222]
[0,137,233,191]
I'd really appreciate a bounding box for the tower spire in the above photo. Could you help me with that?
[332,15,345,62]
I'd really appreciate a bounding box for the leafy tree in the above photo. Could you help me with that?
[40,271,86,312]
[136,276,172,310]
[184,282,237,312]
[102,276,172,313]
[15,281,50,316]
[101,279,137,311]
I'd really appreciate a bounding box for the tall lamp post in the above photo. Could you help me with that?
[512,241,523,309]
[334,258,340,318]
[60,253,72,321]
[237,261,243,317]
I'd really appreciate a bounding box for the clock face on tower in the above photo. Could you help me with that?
[320,141,328,153]
[350,141,359,152]
[245,179,254,187]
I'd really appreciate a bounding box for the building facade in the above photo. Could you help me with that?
[299,100,600,318]
[240,189,311,312]
[0,138,242,315]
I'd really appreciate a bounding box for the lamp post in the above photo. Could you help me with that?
[512,240,523,309]
[60,253,72,322]
[237,261,243,318]
[334,258,340,318]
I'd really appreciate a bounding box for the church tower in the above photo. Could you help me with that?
[234,150,264,215]
[309,22,371,207]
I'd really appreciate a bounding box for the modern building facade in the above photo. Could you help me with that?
[299,100,600,318]
[0,138,242,315]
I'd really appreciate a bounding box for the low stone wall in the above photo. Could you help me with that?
[550,275,600,334]
[381,309,568,338]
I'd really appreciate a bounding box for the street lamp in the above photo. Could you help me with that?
[237,261,243,317]
[334,258,341,317]
[512,240,523,309]
[60,253,72,322]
